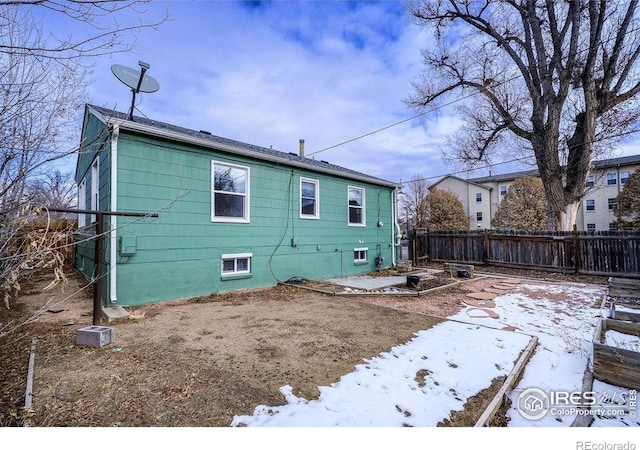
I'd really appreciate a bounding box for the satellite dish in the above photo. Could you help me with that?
[111,61,160,120]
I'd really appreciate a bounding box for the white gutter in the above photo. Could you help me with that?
[109,124,119,304]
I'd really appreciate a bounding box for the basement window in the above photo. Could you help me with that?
[221,253,252,277]
[354,248,368,264]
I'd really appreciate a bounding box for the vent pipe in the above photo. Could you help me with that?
[299,139,305,157]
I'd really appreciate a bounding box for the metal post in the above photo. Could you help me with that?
[94,212,103,325]
[47,207,158,325]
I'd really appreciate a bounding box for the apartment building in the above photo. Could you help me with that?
[429,154,640,231]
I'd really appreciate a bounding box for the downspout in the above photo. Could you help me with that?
[109,125,119,304]
[392,188,399,265]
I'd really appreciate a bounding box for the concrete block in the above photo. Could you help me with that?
[76,325,116,348]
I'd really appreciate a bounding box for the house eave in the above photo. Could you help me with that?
[95,110,399,189]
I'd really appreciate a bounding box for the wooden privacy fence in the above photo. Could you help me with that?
[411,229,640,277]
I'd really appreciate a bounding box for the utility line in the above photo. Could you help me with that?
[306,19,640,164]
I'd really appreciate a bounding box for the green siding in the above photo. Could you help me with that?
[78,110,397,307]
[75,111,112,302]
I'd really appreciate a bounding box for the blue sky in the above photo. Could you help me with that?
[50,0,639,185]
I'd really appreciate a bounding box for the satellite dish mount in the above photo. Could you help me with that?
[111,61,160,120]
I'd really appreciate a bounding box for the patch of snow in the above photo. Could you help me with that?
[232,280,640,428]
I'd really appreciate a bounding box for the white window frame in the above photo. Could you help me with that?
[586,223,596,232]
[211,161,250,223]
[300,177,319,219]
[348,186,366,227]
[476,211,483,222]
[586,199,595,212]
[476,192,482,203]
[608,198,617,211]
[354,247,368,263]
[78,179,87,228]
[500,185,507,196]
[221,253,252,276]
[607,173,617,185]
[586,175,595,187]
[620,171,630,185]
[90,158,99,223]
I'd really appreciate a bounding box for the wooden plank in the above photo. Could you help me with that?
[614,311,640,323]
[593,342,640,390]
[570,363,594,427]
[609,277,640,291]
[474,336,538,427]
[605,318,640,336]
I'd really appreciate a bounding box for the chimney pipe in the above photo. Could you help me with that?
[299,139,305,157]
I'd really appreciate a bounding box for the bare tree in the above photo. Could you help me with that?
[0,10,90,214]
[408,1,640,230]
[27,170,77,211]
[0,1,165,60]
[0,2,166,308]
[399,175,431,229]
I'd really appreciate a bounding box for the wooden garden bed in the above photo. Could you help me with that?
[592,317,640,390]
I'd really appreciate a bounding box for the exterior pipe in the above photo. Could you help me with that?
[392,188,400,265]
[110,125,119,304]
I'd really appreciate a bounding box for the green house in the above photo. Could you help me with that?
[74,105,401,307]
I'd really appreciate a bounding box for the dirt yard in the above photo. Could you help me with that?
[0,266,607,427]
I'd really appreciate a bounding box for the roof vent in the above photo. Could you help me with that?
[321,160,329,164]
[199,130,212,135]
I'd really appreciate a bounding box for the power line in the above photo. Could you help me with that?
[306,18,640,164]
[402,125,640,186]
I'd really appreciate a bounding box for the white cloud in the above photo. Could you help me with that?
[84,1,461,184]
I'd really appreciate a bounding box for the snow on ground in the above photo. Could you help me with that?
[232,279,640,428]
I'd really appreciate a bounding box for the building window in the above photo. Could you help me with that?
[354,248,368,263]
[300,178,319,219]
[607,173,617,185]
[221,253,252,276]
[476,192,482,203]
[586,175,595,187]
[586,223,596,231]
[608,198,617,211]
[620,171,630,184]
[90,159,99,223]
[500,185,508,196]
[212,161,250,222]
[78,179,87,228]
[348,186,365,226]
[586,199,595,211]
[609,222,618,231]
[476,212,483,221]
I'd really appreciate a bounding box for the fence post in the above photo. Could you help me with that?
[483,229,489,266]
[573,224,580,275]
